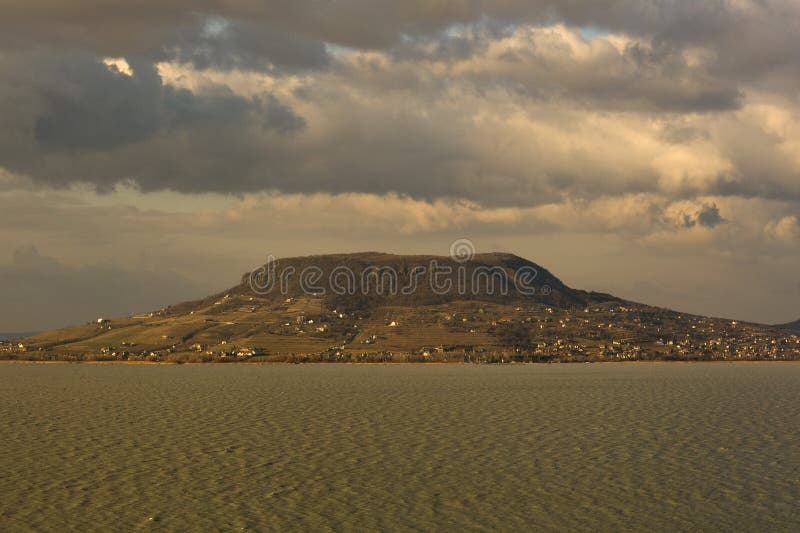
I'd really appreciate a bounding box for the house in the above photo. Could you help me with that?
[237,347,256,357]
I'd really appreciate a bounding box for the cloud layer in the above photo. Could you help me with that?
[2,2,800,327]
[0,2,798,204]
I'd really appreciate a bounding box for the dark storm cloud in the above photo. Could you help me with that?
[679,203,726,229]
[167,17,331,72]
[33,56,163,150]
[0,1,798,204]
[0,51,305,190]
[696,203,725,228]
[0,54,541,202]
[262,95,306,133]
[19,52,303,152]
[0,2,746,49]
[2,1,798,76]
[163,84,255,130]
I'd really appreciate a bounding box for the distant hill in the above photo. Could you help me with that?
[2,252,799,363]
[774,320,800,331]
[0,332,38,342]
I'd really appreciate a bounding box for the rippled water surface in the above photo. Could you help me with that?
[1,363,799,532]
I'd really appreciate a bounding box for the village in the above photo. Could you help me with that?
[3,297,799,363]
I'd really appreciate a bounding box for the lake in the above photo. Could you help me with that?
[1,362,798,531]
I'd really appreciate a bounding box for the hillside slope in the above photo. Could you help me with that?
[2,253,799,363]
[775,320,800,331]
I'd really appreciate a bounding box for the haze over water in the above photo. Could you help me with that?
[1,363,798,531]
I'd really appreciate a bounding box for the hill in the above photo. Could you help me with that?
[2,252,799,363]
[775,320,800,331]
[0,332,38,342]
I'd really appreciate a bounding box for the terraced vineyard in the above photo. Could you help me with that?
[4,253,800,362]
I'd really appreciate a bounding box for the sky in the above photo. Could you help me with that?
[1,1,800,330]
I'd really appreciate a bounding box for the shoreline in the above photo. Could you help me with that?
[2,359,799,366]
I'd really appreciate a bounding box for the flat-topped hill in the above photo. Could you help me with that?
[2,253,798,363]
[182,252,617,312]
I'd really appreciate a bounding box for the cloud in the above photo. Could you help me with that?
[1,2,798,95]
[680,202,726,228]
[1,2,797,56]
[0,51,305,191]
[2,46,800,206]
[3,181,800,325]
[695,203,725,228]
[0,2,798,204]
[27,52,303,151]
[167,17,331,72]
[421,25,741,112]
[664,202,727,229]
[3,1,800,330]
[765,215,800,241]
[0,246,201,331]
[32,56,164,150]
